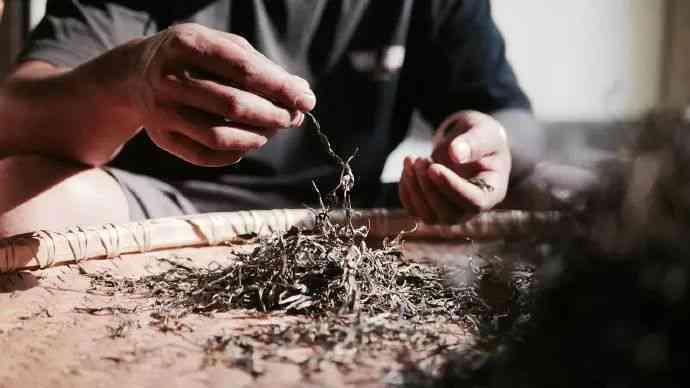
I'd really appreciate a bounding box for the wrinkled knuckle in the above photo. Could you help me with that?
[212,132,266,153]
[173,22,203,32]
[229,34,251,49]
[277,74,296,101]
[166,34,187,53]
[272,111,292,128]
[233,53,258,82]
[225,95,246,118]
[166,26,202,52]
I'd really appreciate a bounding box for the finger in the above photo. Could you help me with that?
[168,107,278,153]
[447,123,506,165]
[221,44,316,113]
[170,27,316,111]
[398,172,414,213]
[400,159,426,220]
[433,110,492,144]
[428,163,504,211]
[413,158,458,224]
[402,156,435,223]
[147,129,243,167]
[474,151,511,189]
[161,72,304,128]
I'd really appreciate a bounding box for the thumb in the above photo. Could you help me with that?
[448,124,505,165]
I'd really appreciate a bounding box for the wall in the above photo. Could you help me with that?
[492,0,667,122]
[29,0,46,30]
[660,0,690,113]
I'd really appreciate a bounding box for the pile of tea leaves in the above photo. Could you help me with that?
[139,211,474,320]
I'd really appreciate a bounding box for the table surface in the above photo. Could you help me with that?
[0,241,495,388]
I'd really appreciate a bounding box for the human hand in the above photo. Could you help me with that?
[399,111,511,224]
[126,23,315,166]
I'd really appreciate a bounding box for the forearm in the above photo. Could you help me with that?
[0,41,142,166]
[491,108,546,183]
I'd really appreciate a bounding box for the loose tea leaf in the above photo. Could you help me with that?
[469,177,495,193]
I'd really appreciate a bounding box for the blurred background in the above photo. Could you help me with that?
[2,0,689,182]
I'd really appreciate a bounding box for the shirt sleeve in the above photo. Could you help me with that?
[415,0,532,127]
[20,0,157,68]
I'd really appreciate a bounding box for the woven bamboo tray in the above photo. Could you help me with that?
[0,208,563,273]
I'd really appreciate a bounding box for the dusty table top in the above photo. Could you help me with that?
[0,241,489,388]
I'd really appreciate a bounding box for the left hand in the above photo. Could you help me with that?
[399,111,511,224]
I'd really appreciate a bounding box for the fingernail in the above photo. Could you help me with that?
[290,110,304,127]
[297,91,316,111]
[450,140,470,163]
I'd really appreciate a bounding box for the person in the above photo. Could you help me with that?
[0,0,545,238]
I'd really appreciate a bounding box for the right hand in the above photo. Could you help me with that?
[127,23,316,166]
